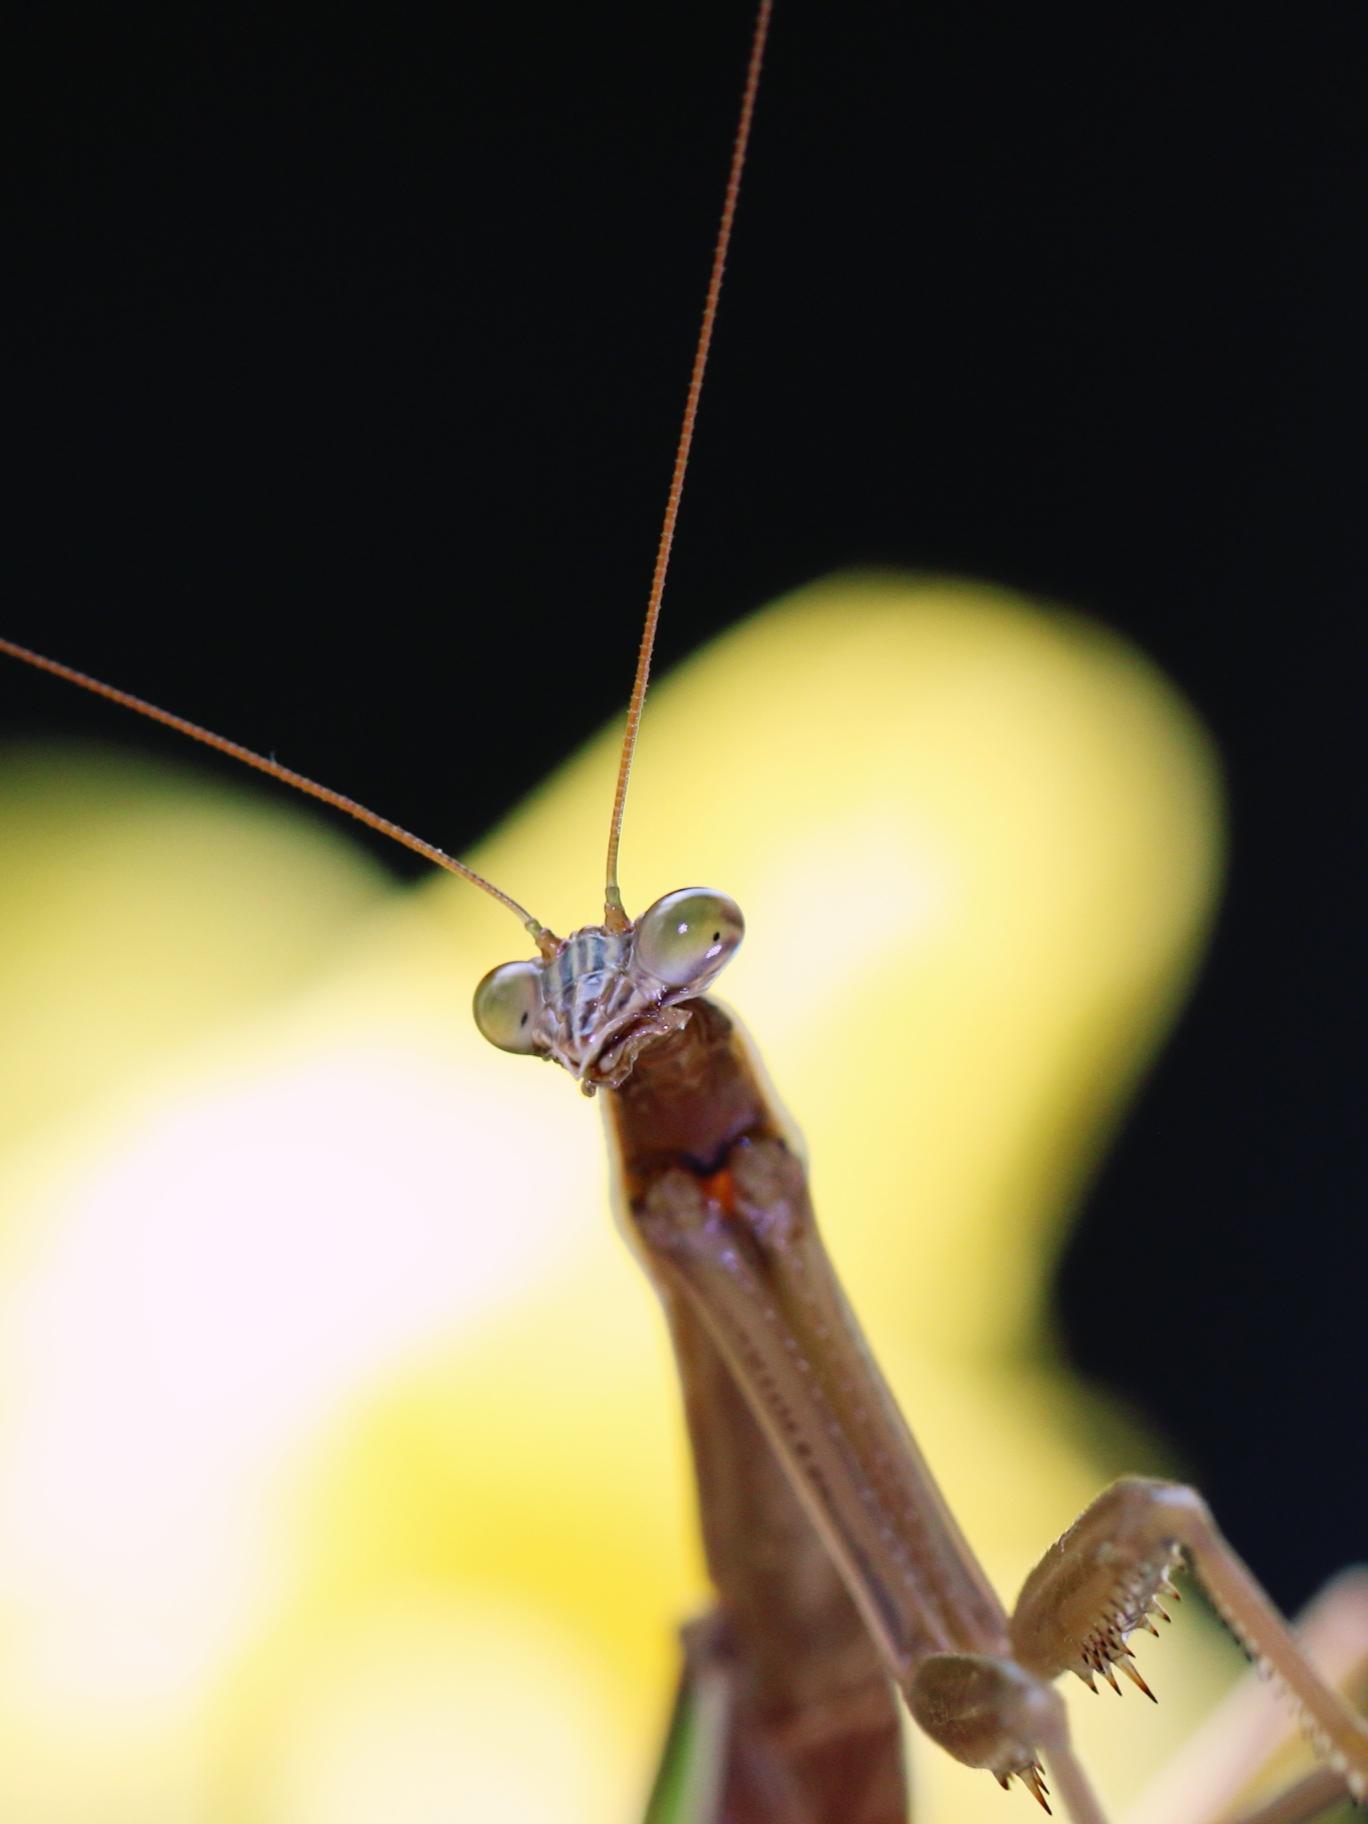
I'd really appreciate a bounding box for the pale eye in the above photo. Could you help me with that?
[473,959,544,1055]
[635,888,744,990]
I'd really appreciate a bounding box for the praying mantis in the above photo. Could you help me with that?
[2,3,1368,1824]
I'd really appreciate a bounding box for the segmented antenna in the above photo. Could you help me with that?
[0,637,547,941]
[2,3,773,952]
[602,0,773,930]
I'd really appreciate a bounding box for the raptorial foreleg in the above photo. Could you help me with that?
[1010,1481,1368,1816]
[640,1276,909,1824]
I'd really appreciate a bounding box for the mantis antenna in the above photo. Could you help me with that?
[601,0,773,931]
[0,635,547,942]
[1,0,773,952]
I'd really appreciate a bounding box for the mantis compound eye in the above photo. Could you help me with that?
[635,888,744,991]
[473,958,544,1055]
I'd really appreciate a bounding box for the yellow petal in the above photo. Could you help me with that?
[0,576,1230,1821]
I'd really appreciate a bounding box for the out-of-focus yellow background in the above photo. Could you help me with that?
[0,575,1235,1821]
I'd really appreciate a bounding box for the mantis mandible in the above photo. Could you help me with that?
[2,3,1368,1824]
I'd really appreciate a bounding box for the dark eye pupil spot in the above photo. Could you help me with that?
[711,931,720,941]
[519,1011,529,1026]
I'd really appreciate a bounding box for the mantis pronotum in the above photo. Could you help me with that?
[2,3,1368,1824]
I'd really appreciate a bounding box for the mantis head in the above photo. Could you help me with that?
[472,888,744,1092]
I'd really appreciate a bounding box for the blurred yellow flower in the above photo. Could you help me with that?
[0,575,1232,1821]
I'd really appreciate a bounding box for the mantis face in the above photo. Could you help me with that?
[474,888,745,1090]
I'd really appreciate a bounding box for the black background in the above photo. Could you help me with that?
[6,0,1366,1613]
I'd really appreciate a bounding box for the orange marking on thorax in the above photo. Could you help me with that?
[699,1166,737,1214]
